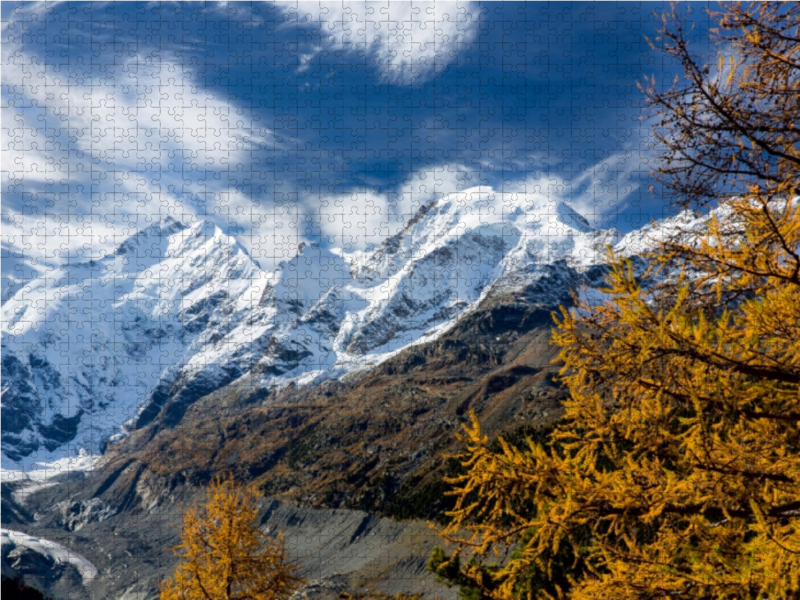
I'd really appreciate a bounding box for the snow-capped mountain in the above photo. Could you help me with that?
[1,188,703,468]
[1,217,266,467]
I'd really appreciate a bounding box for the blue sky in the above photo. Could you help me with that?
[2,1,717,272]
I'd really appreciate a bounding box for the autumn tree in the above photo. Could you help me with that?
[431,3,800,599]
[160,476,304,600]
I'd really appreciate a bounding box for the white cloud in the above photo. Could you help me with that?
[308,164,468,250]
[276,1,480,83]
[2,53,270,173]
[564,151,643,224]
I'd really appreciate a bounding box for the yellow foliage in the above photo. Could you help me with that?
[436,4,800,599]
[160,476,304,600]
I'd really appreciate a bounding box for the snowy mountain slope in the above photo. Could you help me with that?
[613,209,703,256]
[2,217,267,467]
[0,242,52,305]
[3,189,698,469]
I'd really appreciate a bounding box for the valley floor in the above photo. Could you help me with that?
[1,466,458,600]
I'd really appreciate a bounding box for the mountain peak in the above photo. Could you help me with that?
[114,216,188,257]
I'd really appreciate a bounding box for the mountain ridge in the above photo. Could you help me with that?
[1,193,707,468]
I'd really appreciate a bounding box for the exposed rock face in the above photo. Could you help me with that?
[108,278,569,519]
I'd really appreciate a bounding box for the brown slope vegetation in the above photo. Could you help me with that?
[104,289,570,520]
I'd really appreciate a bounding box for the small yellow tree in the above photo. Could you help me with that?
[160,476,304,600]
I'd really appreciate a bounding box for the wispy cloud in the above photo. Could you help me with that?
[2,52,271,177]
[1,38,281,267]
[275,1,481,83]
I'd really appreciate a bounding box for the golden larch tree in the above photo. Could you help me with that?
[432,3,800,599]
[160,476,304,600]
